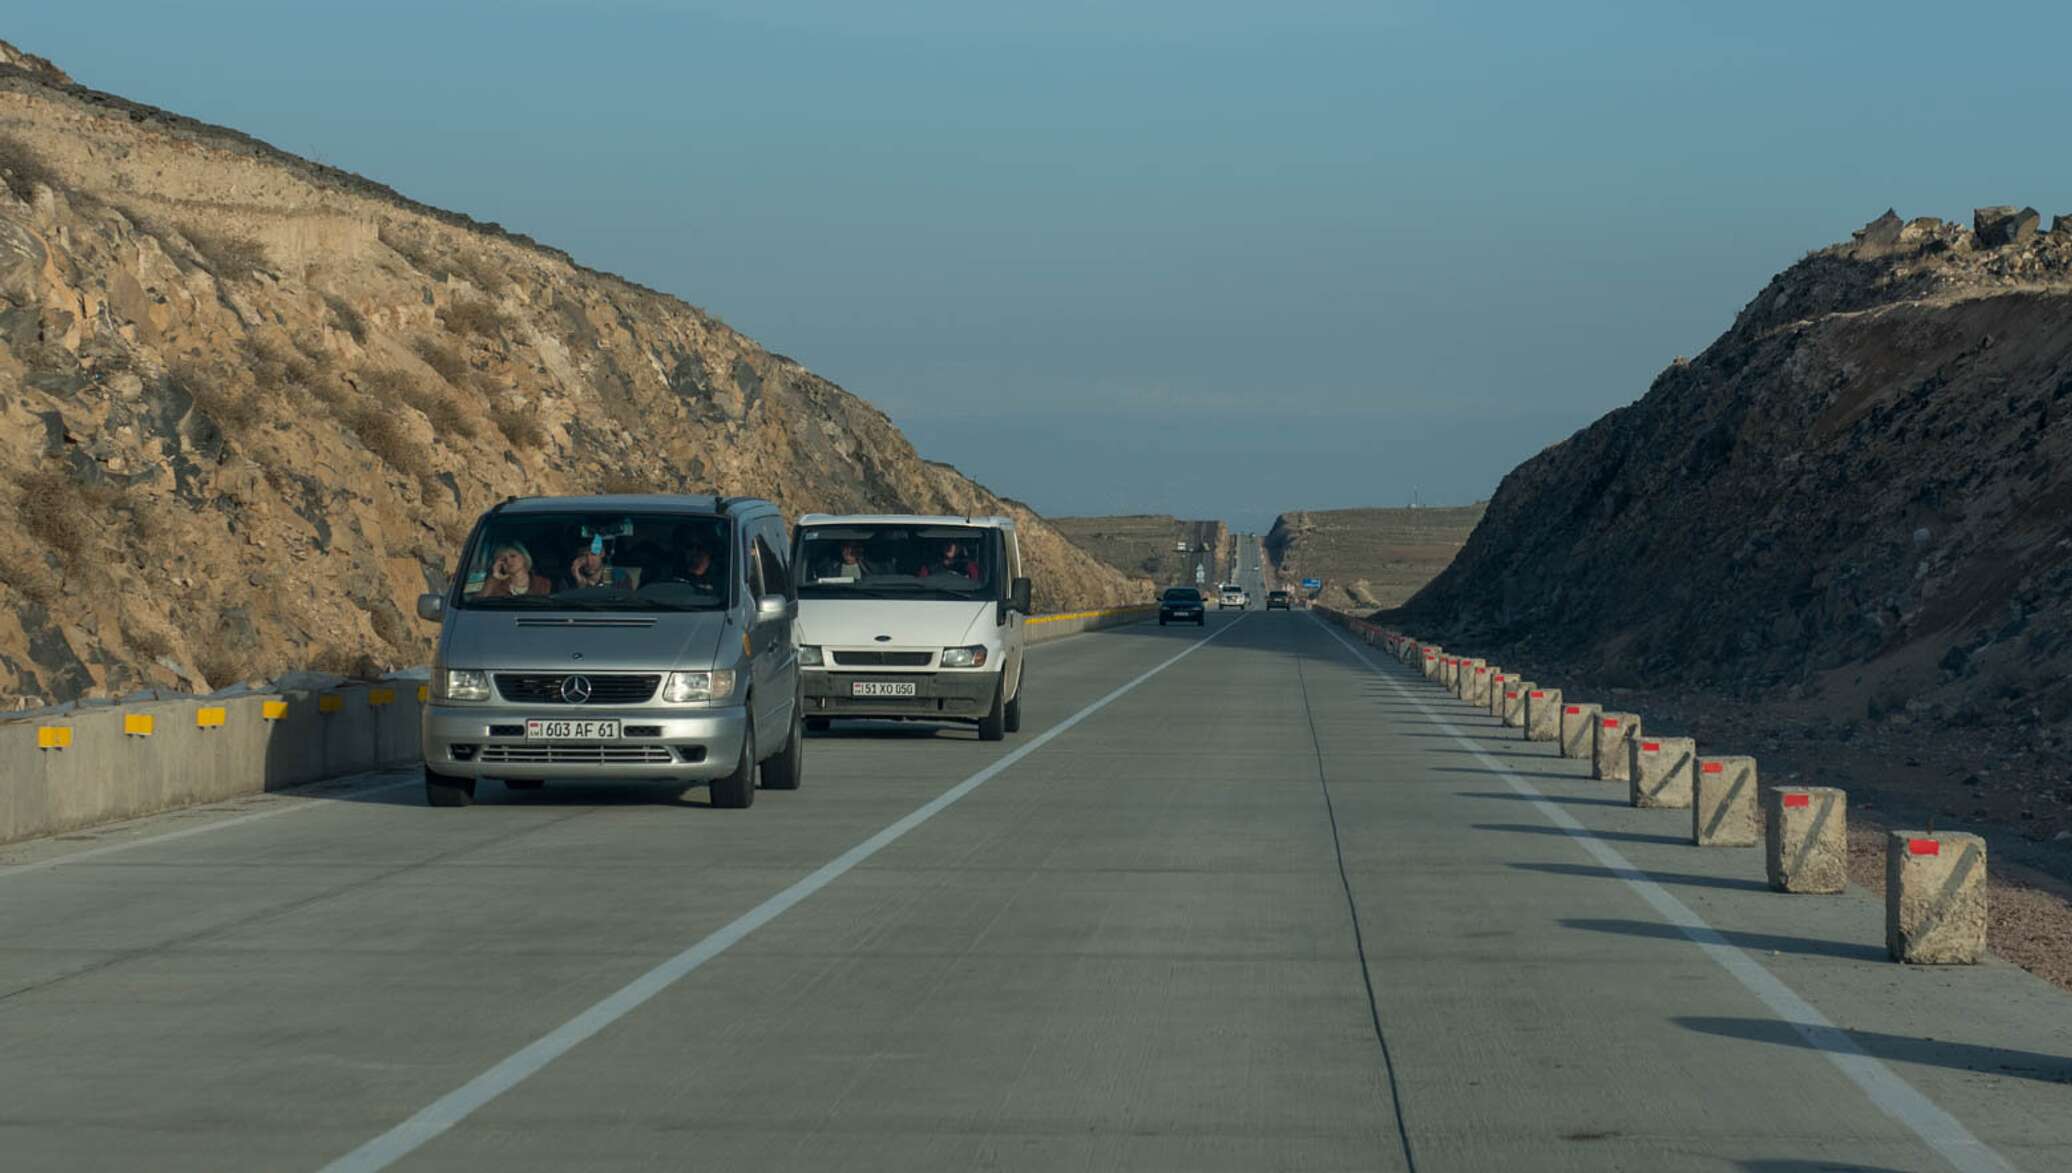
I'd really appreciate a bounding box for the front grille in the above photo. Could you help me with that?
[493,673,660,705]
[832,651,933,667]
[477,744,677,764]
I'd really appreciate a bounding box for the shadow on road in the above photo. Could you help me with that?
[1474,822,1686,846]
[1513,860,1769,893]
[1451,786,1626,806]
[1679,1016,2072,1086]
[1562,917,1886,962]
[1735,1162,1917,1173]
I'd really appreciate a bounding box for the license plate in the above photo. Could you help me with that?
[852,681,917,697]
[526,718,620,740]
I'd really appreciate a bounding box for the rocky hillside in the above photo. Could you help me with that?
[0,42,1142,706]
[1393,207,2072,737]
[1050,514,1226,588]
[1265,505,1484,608]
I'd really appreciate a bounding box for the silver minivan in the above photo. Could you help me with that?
[416,494,802,809]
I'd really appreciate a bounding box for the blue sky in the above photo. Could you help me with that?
[17,1,2072,527]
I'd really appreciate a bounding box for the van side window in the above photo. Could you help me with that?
[744,532,766,599]
[756,532,788,597]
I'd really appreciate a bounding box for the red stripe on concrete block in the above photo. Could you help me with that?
[1565,706,1581,714]
[1908,838,1941,856]
[1529,691,1545,698]
[1702,762,1724,774]
[1783,794,1811,808]
[1602,718,1621,728]
[1641,741,1661,752]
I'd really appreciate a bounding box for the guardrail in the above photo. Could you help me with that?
[1,603,1159,846]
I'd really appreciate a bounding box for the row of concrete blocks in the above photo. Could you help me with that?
[1333,616,1985,966]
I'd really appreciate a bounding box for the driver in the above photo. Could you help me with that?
[822,540,872,581]
[916,539,981,582]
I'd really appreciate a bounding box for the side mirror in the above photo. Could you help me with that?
[756,593,792,623]
[1009,577,1032,616]
[416,593,445,623]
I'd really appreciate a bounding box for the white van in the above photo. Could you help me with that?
[792,515,1032,741]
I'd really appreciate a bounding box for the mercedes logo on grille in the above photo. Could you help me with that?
[559,675,594,704]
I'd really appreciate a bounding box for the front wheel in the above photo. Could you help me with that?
[1003,676,1023,733]
[425,765,475,807]
[977,679,1007,741]
[709,716,757,809]
[761,703,805,791]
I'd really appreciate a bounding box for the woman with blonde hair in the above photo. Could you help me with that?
[478,541,551,597]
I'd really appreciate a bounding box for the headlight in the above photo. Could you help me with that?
[940,645,989,668]
[797,645,822,666]
[663,669,737,703]
[438,669,490,702]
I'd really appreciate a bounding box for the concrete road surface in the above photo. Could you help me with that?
[2,614,2068,1171]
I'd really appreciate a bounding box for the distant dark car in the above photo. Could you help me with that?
[1159,587,1205,626]
[1266,590,1291,610]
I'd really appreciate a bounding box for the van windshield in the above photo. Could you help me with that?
[798,525,997,600]
[454,511,731,611]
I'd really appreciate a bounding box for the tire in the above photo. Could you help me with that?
[761,702,805,791]
[425,765,475,807]
[977,679,1007,742]
[710,715,757,809]
[1159,617,1167,626]
[505,778,544,791]
[806,717,831,733]
[1003,675,1023,733]
[1196,615,1205,626]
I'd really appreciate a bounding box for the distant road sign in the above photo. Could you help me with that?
[1194,565,1206,583]
[1301,577,1322,590]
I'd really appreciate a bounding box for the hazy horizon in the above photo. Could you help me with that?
[18,1,2072,530]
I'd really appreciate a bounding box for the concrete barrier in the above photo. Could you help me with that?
[1501,681,1535,728]
[1591,712,1640,782]
[1885,831,1986,964]
[1455,658,1485,700]
[1468,664,1498,708]
[1693,755,1758,847]
[1628,736,1695,808]
[1422,647,1443,680]
[1025,604,1157,645]
[1765,787,1847,894]
[1524,687,1564,741]
[1486,671,1510,718]
[1559,702,1602,759]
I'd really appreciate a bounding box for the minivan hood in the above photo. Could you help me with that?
[438,609,729,671]
[796,598,995,649]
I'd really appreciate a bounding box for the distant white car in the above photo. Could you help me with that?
[1219,586,1247,610]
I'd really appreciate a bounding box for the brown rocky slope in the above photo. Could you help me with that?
[1388,208,2072,840]
[0,42,1142,706]
[1266,505,1485,609]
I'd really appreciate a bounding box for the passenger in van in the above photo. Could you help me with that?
[567,536,632,590]
[821,540,873,581]
[478,542,552,597]
[677,537,724,592]
[916,539,981,582]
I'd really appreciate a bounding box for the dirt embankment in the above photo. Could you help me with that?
[1050,515,1225,590]
[1264,505,1485,608]
[0,42,1142,705]
[1389,206,2072,876]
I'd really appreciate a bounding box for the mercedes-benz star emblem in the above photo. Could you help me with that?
[559,675,594,704]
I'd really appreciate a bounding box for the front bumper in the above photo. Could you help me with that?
[1160,608,1204,622]
[421,703,748,781]
[802,669,998,721]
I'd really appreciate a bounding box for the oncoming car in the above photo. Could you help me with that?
[1266,590,1291,610]
[791,515,1031,741]
[1219,584,1247,610]
[1159,587,1205,625]
[416,495,803,810]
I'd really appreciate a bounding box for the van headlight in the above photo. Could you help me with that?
[663,669,736,702]
[797,645,822,666]
[438,669,490,702]
[940,645,989,668]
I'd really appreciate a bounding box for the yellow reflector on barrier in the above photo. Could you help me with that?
[195,706,227,729]
[416,684,429,703]
[318,694,344,714]
[262,700,288,720]
[124,714,154,737]
[37,725,72,750]
[368,687,396,706]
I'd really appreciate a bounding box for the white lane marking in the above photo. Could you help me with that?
[1308,617,2020,1173]
[0,774,421,879]
[321,615,1246,1173]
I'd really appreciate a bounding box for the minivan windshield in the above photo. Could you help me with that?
[798,524,997,600]
[454,511,731,611]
